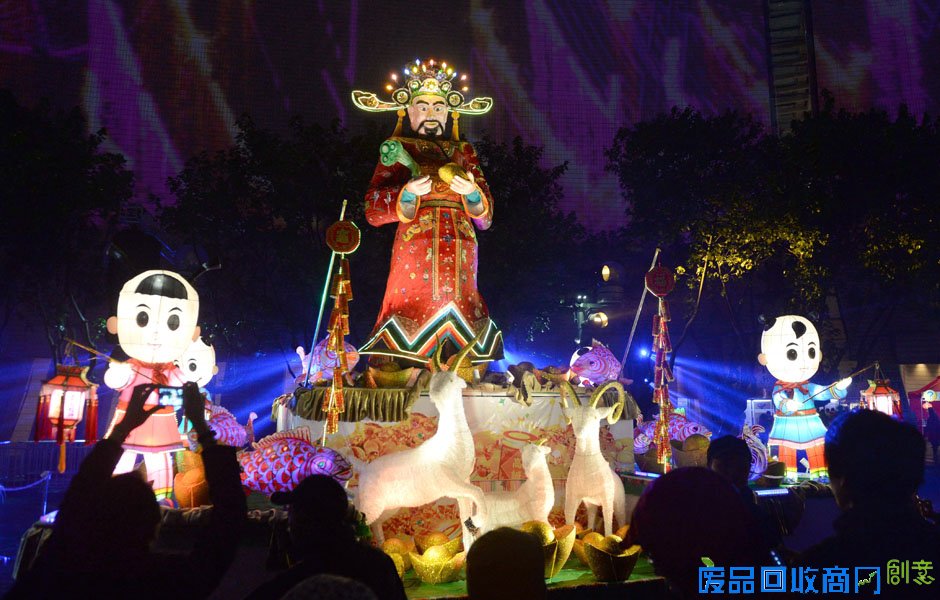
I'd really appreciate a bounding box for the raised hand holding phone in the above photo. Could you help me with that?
[109,384,162,442]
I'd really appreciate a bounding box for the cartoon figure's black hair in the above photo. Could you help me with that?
[791,320,807,339]
[758,314,776,331]
[134,273,188,300]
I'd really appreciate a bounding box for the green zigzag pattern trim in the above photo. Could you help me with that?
[360,308,502,362]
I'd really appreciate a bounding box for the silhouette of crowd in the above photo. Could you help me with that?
[7,392,939,599]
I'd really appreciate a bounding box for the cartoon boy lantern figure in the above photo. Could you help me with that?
[103,270,200,499]
[176,337,218,390]
[758,315,851,478]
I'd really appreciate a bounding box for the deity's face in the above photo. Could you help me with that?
[108,270,200,364]
[758,315,821,383]
[407,94,449,137]
[176,337,217,387]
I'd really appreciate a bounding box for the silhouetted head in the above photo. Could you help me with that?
[627,468,763,598]
[825,409,925,509]
[707,435,752,490]
[90,472,162,559]
[282,574,377,600]
[466,527,546,599]
[272,474,352,546]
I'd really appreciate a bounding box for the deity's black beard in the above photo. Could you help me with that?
[403,119,446,139]
[417,122,444,138]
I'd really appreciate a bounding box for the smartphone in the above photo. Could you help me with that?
[156,386,184,411]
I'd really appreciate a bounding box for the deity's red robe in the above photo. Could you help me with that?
[360,136,503,363]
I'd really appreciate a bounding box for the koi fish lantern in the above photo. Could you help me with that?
[296,338,360,385]
[208,405,256,448]
[238,427,351,495]
[570,340,622,385]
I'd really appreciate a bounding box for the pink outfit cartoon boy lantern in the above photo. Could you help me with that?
[103,270,200,499]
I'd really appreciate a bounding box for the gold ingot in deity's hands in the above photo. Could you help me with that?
[438,162,468,184]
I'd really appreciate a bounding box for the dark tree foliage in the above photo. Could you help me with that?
[161,115,387,353]
[606,107,826,308]
[606,99,940,398]
[0,90,132,361]
[475,136,587,344]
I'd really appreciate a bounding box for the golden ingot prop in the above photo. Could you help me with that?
[518,521,576,579]
[635,443,666,474]
[389,552,406,579]
[670,433,711,468]
[382,537,415,572]
[367,365,416,388]
[408,536,466,585]
[582,541,642,582]
[756,460,787,488]
[415,531,455,553]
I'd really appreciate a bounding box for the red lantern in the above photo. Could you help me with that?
[34,366,99,472]
[859,379,902,419]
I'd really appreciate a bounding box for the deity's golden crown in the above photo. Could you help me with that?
[351,58,493,116]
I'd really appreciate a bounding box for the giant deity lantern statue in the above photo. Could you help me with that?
[352,58,503,366]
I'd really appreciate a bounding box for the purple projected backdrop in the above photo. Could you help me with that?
[1,0,937,228]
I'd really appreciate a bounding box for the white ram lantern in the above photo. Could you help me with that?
[560,381,628,537]
[479,442,554,533]
[353,336,486,551]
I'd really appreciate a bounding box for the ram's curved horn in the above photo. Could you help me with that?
[558,380,581,409]
[449,328,485,371]
[590,381,626,424]
[431,340,444,373]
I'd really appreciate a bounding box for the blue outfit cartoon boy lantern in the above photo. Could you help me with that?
[758,315,851,478]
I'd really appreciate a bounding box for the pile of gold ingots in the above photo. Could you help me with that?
[379,521,643,585]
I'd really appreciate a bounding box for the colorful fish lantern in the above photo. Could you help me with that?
[238,427,351,495]
[296,338,360,385]
[633,413,711,454]
[569,339,622,385]
[207,404,256,448]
